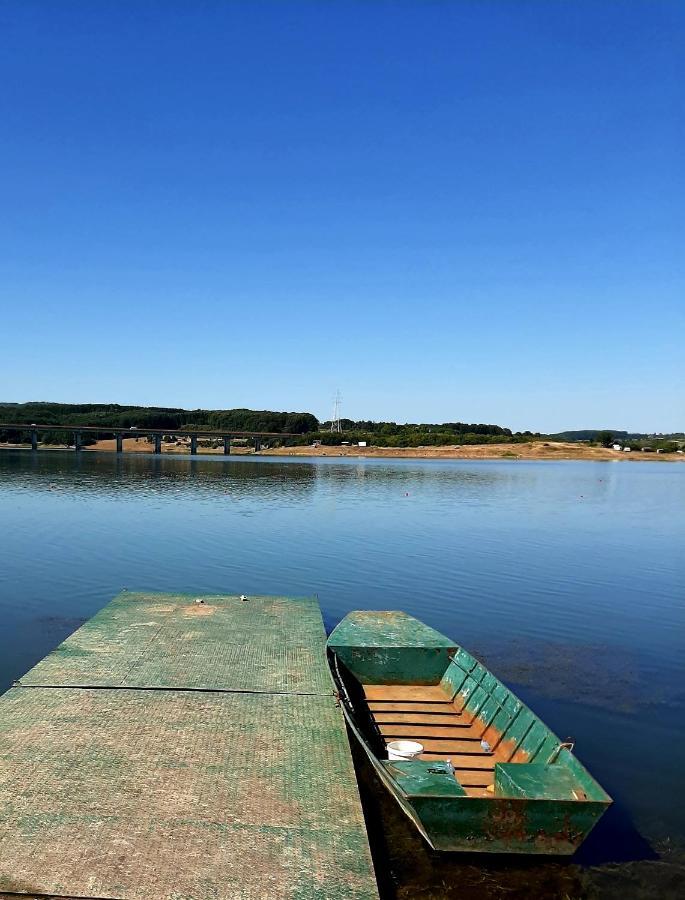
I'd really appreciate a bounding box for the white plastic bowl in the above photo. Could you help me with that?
[386,740,424,761]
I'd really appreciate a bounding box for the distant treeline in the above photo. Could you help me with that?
[305,419,533,448]
[0,403,531,447]
[324,419,514,436]
[550,429,684,452]
[0,403,681,450]
[552,430,639,441]
[0,402,318,445]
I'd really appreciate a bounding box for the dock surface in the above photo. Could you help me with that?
[0,592,378,899]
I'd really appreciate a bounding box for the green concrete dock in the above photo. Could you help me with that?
[0,592,379,899]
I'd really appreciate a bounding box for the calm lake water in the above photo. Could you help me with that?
[1,450,684,898]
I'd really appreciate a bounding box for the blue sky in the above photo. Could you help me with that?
[1,1,682,432]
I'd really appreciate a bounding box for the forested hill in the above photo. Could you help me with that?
[551,429,636,441]
[0,402,318,434]
[3,403,678,449]
[550,429,685,442]
[0,402,523,446]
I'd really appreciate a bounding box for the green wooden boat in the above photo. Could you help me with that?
[327,611,612,855]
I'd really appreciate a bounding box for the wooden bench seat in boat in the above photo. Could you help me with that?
[363,682,497,797]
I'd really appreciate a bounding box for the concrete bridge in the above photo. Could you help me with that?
[1,423,296,454]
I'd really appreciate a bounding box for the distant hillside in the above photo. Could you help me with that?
[0,403,526,448]
[551,430,634,442]
[551,430,684,442]
[0,402,319,435]
[2,404,680,449]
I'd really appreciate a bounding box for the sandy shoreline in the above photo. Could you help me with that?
[1,439,682,461]
[263,441,684,461]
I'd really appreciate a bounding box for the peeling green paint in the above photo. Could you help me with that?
[329,610,456,684]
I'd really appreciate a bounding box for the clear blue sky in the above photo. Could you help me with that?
[1,1,682,432]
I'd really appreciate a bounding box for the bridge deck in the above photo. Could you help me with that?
[0,592,378,900]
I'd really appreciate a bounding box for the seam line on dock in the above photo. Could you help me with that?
[0,893,123,900]
[13,681,334,698]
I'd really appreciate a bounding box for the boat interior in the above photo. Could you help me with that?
[347,644,582,800]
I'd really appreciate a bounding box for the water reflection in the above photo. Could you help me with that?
[1,451,319,502]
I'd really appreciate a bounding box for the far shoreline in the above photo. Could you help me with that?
[1,439,683,463]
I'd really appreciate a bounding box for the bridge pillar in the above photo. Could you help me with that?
[190,435,198,455]
[154,434,162,454]
[74,431,82,452]
[223,436,231,455]
[31,429,38,451]
[116,433,123,453]
[254,437,262,452]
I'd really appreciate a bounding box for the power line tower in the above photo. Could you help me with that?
[331,390,342,433]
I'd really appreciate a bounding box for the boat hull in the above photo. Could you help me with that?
[328,610,612,856]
